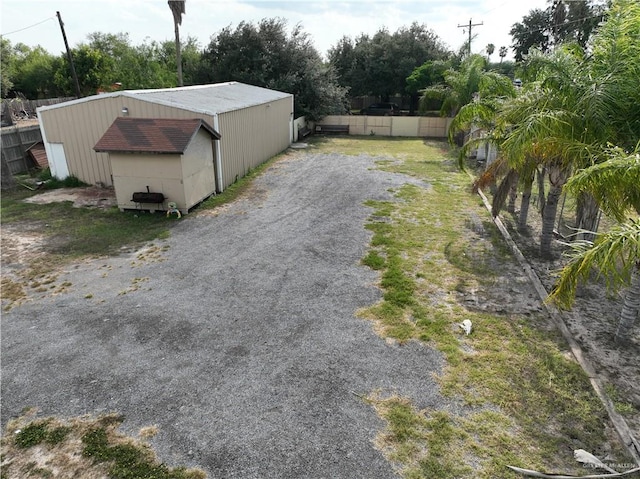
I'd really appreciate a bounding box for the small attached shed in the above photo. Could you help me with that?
[94,117,220,214]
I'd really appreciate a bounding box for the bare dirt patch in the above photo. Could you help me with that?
[23,186,116,209]
[0,222,47,267]
[1,187,116,309]
[499,211,640,446]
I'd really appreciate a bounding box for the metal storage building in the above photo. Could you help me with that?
[37,82,294,192]
[94,118,221,214]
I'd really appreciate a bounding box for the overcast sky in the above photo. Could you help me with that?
[2,0,548,61]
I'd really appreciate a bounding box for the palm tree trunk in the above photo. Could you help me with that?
[540,184,562,258]
[540,165,568,259]
[174,22,183,86]
[575,192,600,242]
[507,174,518,213]
[614,263,640,345]
[537,166,546,218]
[518,173,534,232]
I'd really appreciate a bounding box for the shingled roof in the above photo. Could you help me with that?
[94,117,220,154]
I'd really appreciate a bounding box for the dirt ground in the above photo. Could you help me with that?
[497,210,640,446]
[22,186,117,208]
[2,166,638,469]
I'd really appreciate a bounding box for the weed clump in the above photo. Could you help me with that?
[1,412,206,479]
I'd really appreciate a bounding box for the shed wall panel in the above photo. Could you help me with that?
[217,96,291,188]
[111,154,186,211]
[181,129,216,208]
[111,155,182,179]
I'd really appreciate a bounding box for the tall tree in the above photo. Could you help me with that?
[54,44,112,96]
[498,46,508,64]
[510,0,605,62]
[405,60,450,113]
[485,43,495,61]
[159,37,202,86]
[13,45,61,98]
[328,23,450,100]
[510,9,551,62]
[419,54,492,118]
[492,0,640,258]
[168,0,185,86]
[1,38,15,98]
[201,19,347,120]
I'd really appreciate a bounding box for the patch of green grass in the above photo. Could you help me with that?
[13,420,70,449]
[362,250,385,270]
[1,193,171,258]
[2,151,283,278]
[14,421,50,449]
[326,138,631,477]
[369,395,472,479]
[2,413,205,479]
[82,426,200,479]
[605,384,638,416]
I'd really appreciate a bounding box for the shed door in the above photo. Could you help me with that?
[48,143,70,179]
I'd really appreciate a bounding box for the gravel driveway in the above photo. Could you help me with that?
[1,149,444,478]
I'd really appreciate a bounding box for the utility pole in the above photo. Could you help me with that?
[457,18,483,56]
[56,11,81,98]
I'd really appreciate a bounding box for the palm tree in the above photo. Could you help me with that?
[487,56,581,258]
[498,46,508,64]
[461,0,638,259]
[549,149,640,344]
[168,0,185,86]
[485,43,495,62]
[495,0,640,256]
[420,54,490,118]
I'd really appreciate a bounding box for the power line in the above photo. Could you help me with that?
[1,17,55,37]
[513,11,605,38]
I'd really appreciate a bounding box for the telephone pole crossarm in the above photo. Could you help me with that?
[457,18,483,55]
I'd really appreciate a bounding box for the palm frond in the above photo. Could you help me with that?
[472,156,509,192]
[564,149,640,220]
[549,219,640,309]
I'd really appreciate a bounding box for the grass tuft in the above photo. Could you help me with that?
[2,413,205,479]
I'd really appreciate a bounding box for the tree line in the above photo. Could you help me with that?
[1,1,603,120]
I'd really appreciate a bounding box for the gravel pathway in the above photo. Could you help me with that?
[1,149,444,478]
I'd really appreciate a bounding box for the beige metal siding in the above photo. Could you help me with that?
[181,129,216,209]
[111,131,216,214]
[39,96,214,187]
[218,96,292,187]
[111,153,186,212]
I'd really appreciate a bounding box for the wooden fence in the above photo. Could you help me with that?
[1,124,43,175]
[1,97,74,126]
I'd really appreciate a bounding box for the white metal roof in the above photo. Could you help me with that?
[126,82,291,115]
[37,82,292,115]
